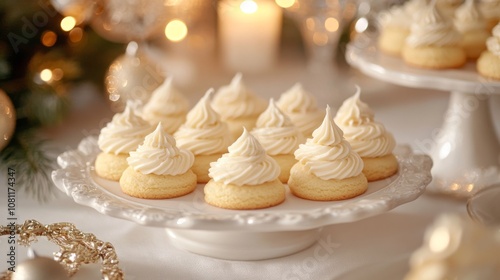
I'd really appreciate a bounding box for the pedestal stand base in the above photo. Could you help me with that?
[166,228,321,260]
[429,91,500,197]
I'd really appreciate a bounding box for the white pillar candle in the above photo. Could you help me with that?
[218,0,282,73]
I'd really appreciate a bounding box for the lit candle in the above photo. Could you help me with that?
[218,0,282,72]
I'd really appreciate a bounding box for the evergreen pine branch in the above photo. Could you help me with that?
[1,130,58,202]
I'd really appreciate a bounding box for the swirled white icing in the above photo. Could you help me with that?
[251,99,304,156]
[128,123,194,176]
[208,128,280,186]
[479,0,500,20]
[378,5,411,29]
[454,0,486,33]
[174,89,231,156]
[98,101,153,155]
[436,0,464,18]
[142,77,189,133]
[405,214,500,280]
[276,83,324,136]
[406,4,462,47]
[334,88,395,158]
[487,24,500,56]
[404,0,428,19]
[212,73,266,120]
[294,106,364,180]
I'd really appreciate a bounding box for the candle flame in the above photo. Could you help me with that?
[240,0,258,14]
[275,0,294,8]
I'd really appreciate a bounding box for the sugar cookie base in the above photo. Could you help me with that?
[120,167,197,199]
[204,179,285,210]
[288,163,368,201]
[461,31,489,59]
[378,27,410,56]
[402,45,466,69]
[94,152,129,181]
[192,153,223,184]
[362,154,399,182]
[477,51,500,80]
[272,154,297,184]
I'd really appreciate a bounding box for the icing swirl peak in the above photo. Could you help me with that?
[252,99,304,155]
[98,100,153,154]
[294,106,364,180]
[142,77,189,133]
[212,73,266,119]
[406,3,462,47]
[334,89,396,158]
[276,83,324,136]
[454,0,486,33]
[378,5,411,29]
[334,86,374,126]
[208,128,280,186]
[128,123,194,176]
[487,23,500,56]
[174,89,231,155]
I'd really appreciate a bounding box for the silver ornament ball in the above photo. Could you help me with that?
[11,257,69,280]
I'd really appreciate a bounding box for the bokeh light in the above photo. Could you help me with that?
[165,19,188,42]
[240,0,258,14]
[61,16,76,32]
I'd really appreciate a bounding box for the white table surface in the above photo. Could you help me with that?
[1,54,500,279]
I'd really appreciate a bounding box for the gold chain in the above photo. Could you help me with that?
[0,220,124,280]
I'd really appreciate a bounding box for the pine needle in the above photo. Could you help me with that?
[0,130,58,202]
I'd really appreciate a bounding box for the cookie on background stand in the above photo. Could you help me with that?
[402,3,466,69]
[454,0,490,59]
[477,23,500,80]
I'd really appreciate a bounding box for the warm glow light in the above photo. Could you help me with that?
[60,16,76,32]
[429,226,450,253]
[313,32,328,46]
[306,18,315,31]
[41,31,57,47]
[439,142,451,159]
[240,0,258,14]
[69,27,83,43]
[165,19,188,42]
[355,17,368,33]
[40,69,53,82]
[275,0,294,8]
[466,184,474,192]
[325,17,339,32]
[52,68,64,81]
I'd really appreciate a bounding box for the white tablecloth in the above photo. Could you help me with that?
[1,59,499,279]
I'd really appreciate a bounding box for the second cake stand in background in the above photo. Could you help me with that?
[346,34,500,198]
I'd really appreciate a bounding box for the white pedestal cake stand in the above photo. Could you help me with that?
[346,36,500,198]
[52,137,432,260]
